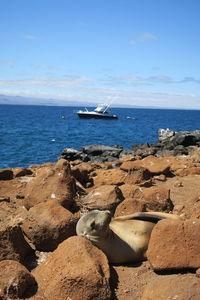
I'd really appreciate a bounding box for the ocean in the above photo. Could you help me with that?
[0,104,200,169]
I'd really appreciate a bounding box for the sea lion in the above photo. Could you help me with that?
[76,210,182,264]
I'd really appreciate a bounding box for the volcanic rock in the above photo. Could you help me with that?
[147,219,200,270]
[78,184,124,214]
[23,159,76,210]
[115,185,173,216]
[71,162,94,187]
[22,200,79,251]
[0,224,33,263]
[0,260,37,299]
[33,236,111,300]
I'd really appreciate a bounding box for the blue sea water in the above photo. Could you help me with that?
[0,104,200,169]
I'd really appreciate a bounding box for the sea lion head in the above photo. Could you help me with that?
[76,210,111,242]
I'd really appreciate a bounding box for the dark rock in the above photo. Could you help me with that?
[82,144,123,156]
[120,149,136,157]
[60,130,200,163]
[60,148,82,161]
[0,169,13,180]
[173,145,188,156]
[132,142,150,150]
[174,132,198,146]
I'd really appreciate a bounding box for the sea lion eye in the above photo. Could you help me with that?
[90,221,95,229]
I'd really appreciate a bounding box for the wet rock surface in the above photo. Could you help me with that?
[0,129,200,299]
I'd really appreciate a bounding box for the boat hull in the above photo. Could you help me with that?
[77,112,118,119]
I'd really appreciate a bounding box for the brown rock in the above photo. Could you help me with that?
[147,219,200,270]
[0,260,37,299]
[118,184,143,199]
[79,184,124,214]
[168,157,195,175]
[0,201,28,227]
[71,162,94,186]
[120,162,152,184]
[196,268,200,278]
[115,185,173,216]
[33,236,111,300]
[164,175,200,219]
[141,155,171,174]
[184,219,200,267]
[93,168,127,186]
[0,225,33,263]
[142,274,200,300]
[135,147,157,158]
[22,200,79,251]
[13,167,33,177]
[121,156,171,175]
[93,164,151,187]
[175,167,200,176]
[0,169,13,180]
[24,159,76,210]
[142,186,173,212]
[114,198,145,216]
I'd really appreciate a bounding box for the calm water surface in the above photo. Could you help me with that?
[0,105,199,168]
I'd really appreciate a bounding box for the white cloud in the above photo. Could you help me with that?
[31,64,58,71]
[6,60,14,66]
[23,34,39,40]
[0,86,199,110]
[0,76,95,90]
[129,33,157,45]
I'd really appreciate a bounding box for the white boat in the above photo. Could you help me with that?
[77,103,118,119]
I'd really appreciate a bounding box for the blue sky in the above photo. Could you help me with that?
[0,0,200,109]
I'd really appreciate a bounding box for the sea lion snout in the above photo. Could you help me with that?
[76,210,112,240]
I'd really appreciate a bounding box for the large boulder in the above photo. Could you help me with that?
[78,185,124,214]
[118,184,143,199]
[23,159,76,210]
[114,185,173,216]
[114,198,145,216]
[22,200,79,251]
[0,260,37,299]
[123,156,171,175]
[33,236,111,300]
[82,144,123,162]
[142,186,173,212]
[0,224,33,263]
[93,165,151,187]
[142,274,200,300]
[147,219,200,270]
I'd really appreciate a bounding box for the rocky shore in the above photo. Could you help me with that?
[61,129,200,162]
[0,129,200,299]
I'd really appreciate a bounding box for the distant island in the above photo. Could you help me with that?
[0,93,194,110]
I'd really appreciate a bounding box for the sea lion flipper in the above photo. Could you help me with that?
[113,212,182,223]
